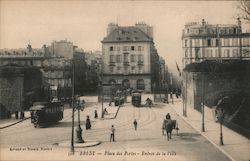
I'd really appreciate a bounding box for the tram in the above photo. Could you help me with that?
[30,100,64,128]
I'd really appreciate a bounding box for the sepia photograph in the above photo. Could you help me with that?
[0,0,249,161]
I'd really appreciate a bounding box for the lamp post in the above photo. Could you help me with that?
[219,107,224,145]
[98,82,104,118]
[70,60,75,153]
[201,73,205,132]
[182,72,187,117]
[75,96,84,143]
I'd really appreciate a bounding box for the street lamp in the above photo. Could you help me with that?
[218,107,224,145]
[98,82,104,118]
[201,73,205,132]
[70,60,75,153]
[75,96,84,143]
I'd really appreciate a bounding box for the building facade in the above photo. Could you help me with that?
[182,18,250,68]
[101,22,160,92]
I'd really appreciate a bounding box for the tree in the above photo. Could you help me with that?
[237,0,250,22]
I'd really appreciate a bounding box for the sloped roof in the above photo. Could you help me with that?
[102,27,153,43]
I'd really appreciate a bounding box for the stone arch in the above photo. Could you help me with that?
[137,79,145,90]
[122,79,130,89]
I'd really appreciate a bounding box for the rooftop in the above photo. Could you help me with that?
[102,26,153,43]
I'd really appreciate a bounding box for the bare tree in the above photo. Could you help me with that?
[237,0,250,22]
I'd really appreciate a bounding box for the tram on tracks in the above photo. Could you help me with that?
[30,100,64,128]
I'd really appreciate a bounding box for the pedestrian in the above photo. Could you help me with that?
[104,108,108,115]
[170,92,174,104]
[110,125,115,142]
[94,110,98,119]
[133,119,138,130]
[85,115,91,130]
[15,111,18,119]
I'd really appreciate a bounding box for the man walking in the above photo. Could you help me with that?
[133,119,138,130]
[110,125,115,142]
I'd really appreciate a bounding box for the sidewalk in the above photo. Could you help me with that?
[0,111,31,129]
[171,100,250,161]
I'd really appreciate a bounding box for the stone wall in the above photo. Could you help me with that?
[0,75,24,118]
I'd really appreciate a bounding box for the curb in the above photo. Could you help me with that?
[58,140,101,148]
[0,117,31,130]
[170,104,236,161]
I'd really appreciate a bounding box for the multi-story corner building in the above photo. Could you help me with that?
[182,18,250,68]
[101,22,160,92]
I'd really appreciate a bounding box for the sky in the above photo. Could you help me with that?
[0,0,248,74]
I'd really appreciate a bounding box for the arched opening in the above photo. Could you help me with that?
[137,79,145,90]
[108,79,116,85]
[122,79,130,89]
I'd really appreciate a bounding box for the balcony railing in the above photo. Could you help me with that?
[137,61,144,66]
[123,61,130,66]
[109,62,115,66]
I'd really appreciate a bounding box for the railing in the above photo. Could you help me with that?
[109,62,115,66]
[137,61,144,66]
[123,61,130,66]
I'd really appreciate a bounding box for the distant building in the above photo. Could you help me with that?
[50,40,74,58]
[0,40,88,118]
[101,22,160,92]
[182,18,250,68]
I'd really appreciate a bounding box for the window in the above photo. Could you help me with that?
[243,38,249,46]
[138,66,143,73]
[123,46,128,51]
[205,49,213,57]
[123,53,129,62]
[110,55,114,62]
[224,39,230,46]
[216,39,219,47]
[215,49,219,57]
[194,39,200,47]
[184,40,188,47]
[207,39,211,47]
[233,49,239,57]
[138,55,143,61]
[116,55,122,63]
[138,46,144,51]
[131,55,136,62]
[232,38,238,46]
[131,66,136,73]
[117,67,122,73]
[110,67,114,73]
[110,46,113,51]
[223,49,230,57]
[117,46,120,51]
[185,49,188,58]
[131,46,135,51]
[124,66,128,72]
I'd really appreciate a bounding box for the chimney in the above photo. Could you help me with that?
[107,23,118,36]
[135,22,153,39]
[202,19,206,26]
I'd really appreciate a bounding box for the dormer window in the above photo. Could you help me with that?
[110,46,113,51]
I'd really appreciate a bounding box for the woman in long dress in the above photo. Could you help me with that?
[86,115,91,130]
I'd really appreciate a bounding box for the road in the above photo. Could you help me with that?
[0,95,230,161]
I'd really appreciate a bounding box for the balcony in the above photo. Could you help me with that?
[109,62,115,66]
[123,61,130,66]
[137,61,144,66]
